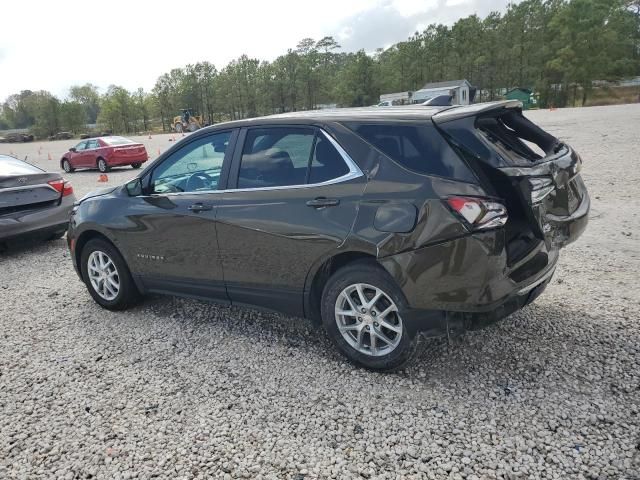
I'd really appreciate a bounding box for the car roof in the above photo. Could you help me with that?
[204,105,454,131]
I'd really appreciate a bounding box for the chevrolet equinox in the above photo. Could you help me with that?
[67,101,589,370]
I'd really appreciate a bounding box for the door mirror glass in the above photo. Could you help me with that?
[69,147,76,152]
[126,178,143,196]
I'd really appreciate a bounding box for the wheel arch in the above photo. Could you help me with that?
[304,250,379,323]
[74,230,116,279]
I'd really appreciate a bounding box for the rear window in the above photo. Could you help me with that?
[101,136,135,146]
[344,122,477,183]
[476,110,559,164]
[0,155,43,175]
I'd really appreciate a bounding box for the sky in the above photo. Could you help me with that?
[0,0,512,101]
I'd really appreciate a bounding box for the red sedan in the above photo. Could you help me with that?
[61,136,148,173]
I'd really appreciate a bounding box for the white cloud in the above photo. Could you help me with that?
[0,0,513,101]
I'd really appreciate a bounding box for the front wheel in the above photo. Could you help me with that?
[97,158,109,173]
[80,238,140,310]
[174,122,183,133]
[321,261,421,371]
[62,159,74,173]
[131,163,142,169]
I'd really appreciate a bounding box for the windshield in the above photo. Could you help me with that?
[101,136,136,146]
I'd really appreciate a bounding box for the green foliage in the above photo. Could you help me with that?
[1,0,639,134]
[69,84,100,123]
[59,101,85,133]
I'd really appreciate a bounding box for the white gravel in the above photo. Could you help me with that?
[1,104,639,479]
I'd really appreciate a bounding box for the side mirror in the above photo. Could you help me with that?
[126,178,143,197]
[69,147,76,152]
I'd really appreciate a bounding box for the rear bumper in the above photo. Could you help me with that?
[107,153,148,166]
[379,229,560,335]
[546,188,590,248]
[0,195,74,241]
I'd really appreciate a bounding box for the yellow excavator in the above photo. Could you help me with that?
[172,109,204,133]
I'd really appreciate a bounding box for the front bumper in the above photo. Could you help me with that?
[0,195,75,241]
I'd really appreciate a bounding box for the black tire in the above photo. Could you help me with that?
[321,260,421,371]
[62,159,74,173]
[97,158,109,173]
[131,163,142,169]
[80,238,140,310]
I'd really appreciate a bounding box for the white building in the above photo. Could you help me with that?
[378,91,412,106]
[412,79,475,105]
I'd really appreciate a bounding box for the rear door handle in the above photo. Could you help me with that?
[188,202,213,212]
[306,197,340,208]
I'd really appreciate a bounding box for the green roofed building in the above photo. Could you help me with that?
[505,88,537,109]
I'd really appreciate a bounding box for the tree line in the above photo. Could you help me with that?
[1,0,638,137]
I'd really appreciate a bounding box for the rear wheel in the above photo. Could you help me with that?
[97,158,109,173]
[62,159,74,173]
[321,261,420,371]
[131,162,142,169]
[80,238,140,310]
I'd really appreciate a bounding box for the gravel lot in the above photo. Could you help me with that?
[1,105,639,480]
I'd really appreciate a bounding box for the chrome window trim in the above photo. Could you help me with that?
[149,129,363,198]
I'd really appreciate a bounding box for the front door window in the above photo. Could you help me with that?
[151,131,231,194]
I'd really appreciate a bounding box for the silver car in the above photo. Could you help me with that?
[0,155,75,245]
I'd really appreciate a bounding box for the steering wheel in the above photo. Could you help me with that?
[185,172,214,192]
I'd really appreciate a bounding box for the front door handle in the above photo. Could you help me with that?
[306,197,340,208]
[188,202,213,213]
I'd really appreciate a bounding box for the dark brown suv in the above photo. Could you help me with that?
[66,101,589,370]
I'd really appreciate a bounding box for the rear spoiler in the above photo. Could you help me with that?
[432,100,523,124]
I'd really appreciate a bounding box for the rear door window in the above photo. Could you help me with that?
[237,127,353,189]
[308,134,349,184]
[344,122,477,183]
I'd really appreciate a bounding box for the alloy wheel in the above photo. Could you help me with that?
[335,283,403,357]
[63,160,71,172]
[98,159,107,172]
[87,250,120,301]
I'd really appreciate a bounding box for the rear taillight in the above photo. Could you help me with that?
[446,196,508,231]
[48,179,74,197]
[528,177,555,204]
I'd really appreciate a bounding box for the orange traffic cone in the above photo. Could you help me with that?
[47,152,52,160]
[98,174,109,183]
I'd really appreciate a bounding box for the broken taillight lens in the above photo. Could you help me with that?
[528,177,555,204]
[446,196,508,231]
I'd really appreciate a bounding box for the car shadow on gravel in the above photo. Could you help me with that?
[134,293,636,391]
[0,235,65,258]
[404,301,638,394]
